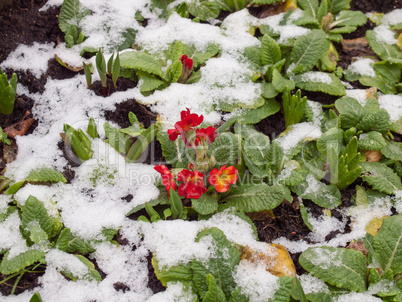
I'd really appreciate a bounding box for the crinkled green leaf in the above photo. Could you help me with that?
[330,10,367,28]
[25,167,67,184]
[357,109,391,133]
[182,44,219,70]
[243,130,270,168]
[373,214,402,274]
[381,140,402,161]
[56,228,71,252]
[335,97,364,130]
[21,196,53,241]
[291,175,342,209]
[361,162,402,194]
[299,246,367,292]
[358,131,386,150]
[192,194,218,216]
[65,236,95,255]
[297,0,319,19]
[317,127,344,155]
[120,51,168,81]
[203,274,227,302]
[261,35,281,66]
[290,30,329,74]
[137,71,165,93]
[61,254,102,282]
[103,122,131,155]
[228,288,249,302]
[152,257,193,287]
[191,227,241,300]
[187,0,220,21]
[208,133,241,167]
[295,141,327,180]
[157,131,194,169]
[269,276,295,302]
[294,72,346,96]
[327,0,350,15]
[0,250,45,275]
[58,0,91,33]
[237,97,280,124]
[272,69,295,92]
[221,183,288,212]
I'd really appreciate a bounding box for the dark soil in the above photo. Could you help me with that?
[0,0,400,298]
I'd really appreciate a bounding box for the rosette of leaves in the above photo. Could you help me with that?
[298,214,402,301]
[0,168,123,293]
[243,32,345,97]
[58,0,91,48]
[119,41,219,95]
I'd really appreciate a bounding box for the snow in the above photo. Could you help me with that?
[0,0,401,301]
[378,94,402,123]
[301,71,333,84]
[374,24,398,45]
[346,89,369,107]
[347,58,376,78]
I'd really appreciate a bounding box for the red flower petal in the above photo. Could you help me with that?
[185,58,193,70]
[154,165,177,192]
[208,165,238,193]
[195,126,217,145]
[177,169,207,199]
[180,54,188,63]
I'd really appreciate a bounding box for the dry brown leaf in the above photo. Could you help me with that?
[346,240,368,256]
[247,210,276,221]
[365,216,385,236]
[240,244,296,277]
[364,150,382,162]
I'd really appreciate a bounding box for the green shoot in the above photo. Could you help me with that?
[0,69,17,115]
[95,49,107,88]
[282,87,307,128]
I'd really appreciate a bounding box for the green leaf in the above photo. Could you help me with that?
[170,188,183,219]
[299,246,367,292]
[296,141,327,180]
[103,122,131,155]
[237,97,280,124]
[208,133,241,167]
[25,167,67,184]
[366,30,402,61]
[272,69,295,92]
[87,117,98,139]
[327,0,350,15]
[191,228,241,299]
[65,236,95,255]
[157,131,194,169]
[358,131,386,151]
[203,274,227,302]
[6,181,26,195]
[294,72,346,96]
[21,196,53,241]
[187,0,220,21]
[381,140,402,161]
[167,60,183,83]
[316,0,328,23]
[291,175,341,209]
[357,109,391,133]
[290,30,329,74]
[372,214,402,274]
[182,43,220,70]
[56,228,71,252]
[361,162,402,194]
[30,292,43,302]
[152,257,193,287]
[120,51,168,81]
[292,277,309,302]
[61,254,102,282]
[300,201,314,231]
[283,88,307,128]
[0,250,45,275]
[137,71,165,93]
[242,128,270,168]
[221,183,288,212]
[330,10,367,28]
[269,276,295,302]
[192,194,218,215]
[112,52,120,88]
[228,288,249,302]
[297,0,319,19]
[317,127,344,155]
[335,97,364,130]
[261,35,281,66]
[58,0,91,33]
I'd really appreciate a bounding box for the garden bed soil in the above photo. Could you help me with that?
[0,0,400,298]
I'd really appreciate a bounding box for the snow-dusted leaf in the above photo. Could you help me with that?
[203,274,227,302]
[0,250,45,275]
[358,131,386,151]
[269,276,295,302]
[299,247,367,292]
[65,236,95,255]
[187,0,220,21]
[221,183,288,212]
[120,51,168,81]
[182,43,220,69]
[290,30,329,74]
[21,196,53,241]
[381,140,402,161]
[152,257,193,287]
[261,35,281,66]
[58,0,91,33]
[191,227,241,299]
[192,194,218,216]
[237,97,280,124]
[373,214,402,274]
[138,71,165,93]
[361,162,402,194]
[25,167,67,184]
[291,175,342,209]
[366,30,402,61]
[56,228,71,252]
[294,72,346,96]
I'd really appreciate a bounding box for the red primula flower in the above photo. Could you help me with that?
[208,165,238,193]
[154,165,177,193]
[177,169,207,199]
[195,126,217,146]
[167,108,204,147]
[180,54,193,70]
